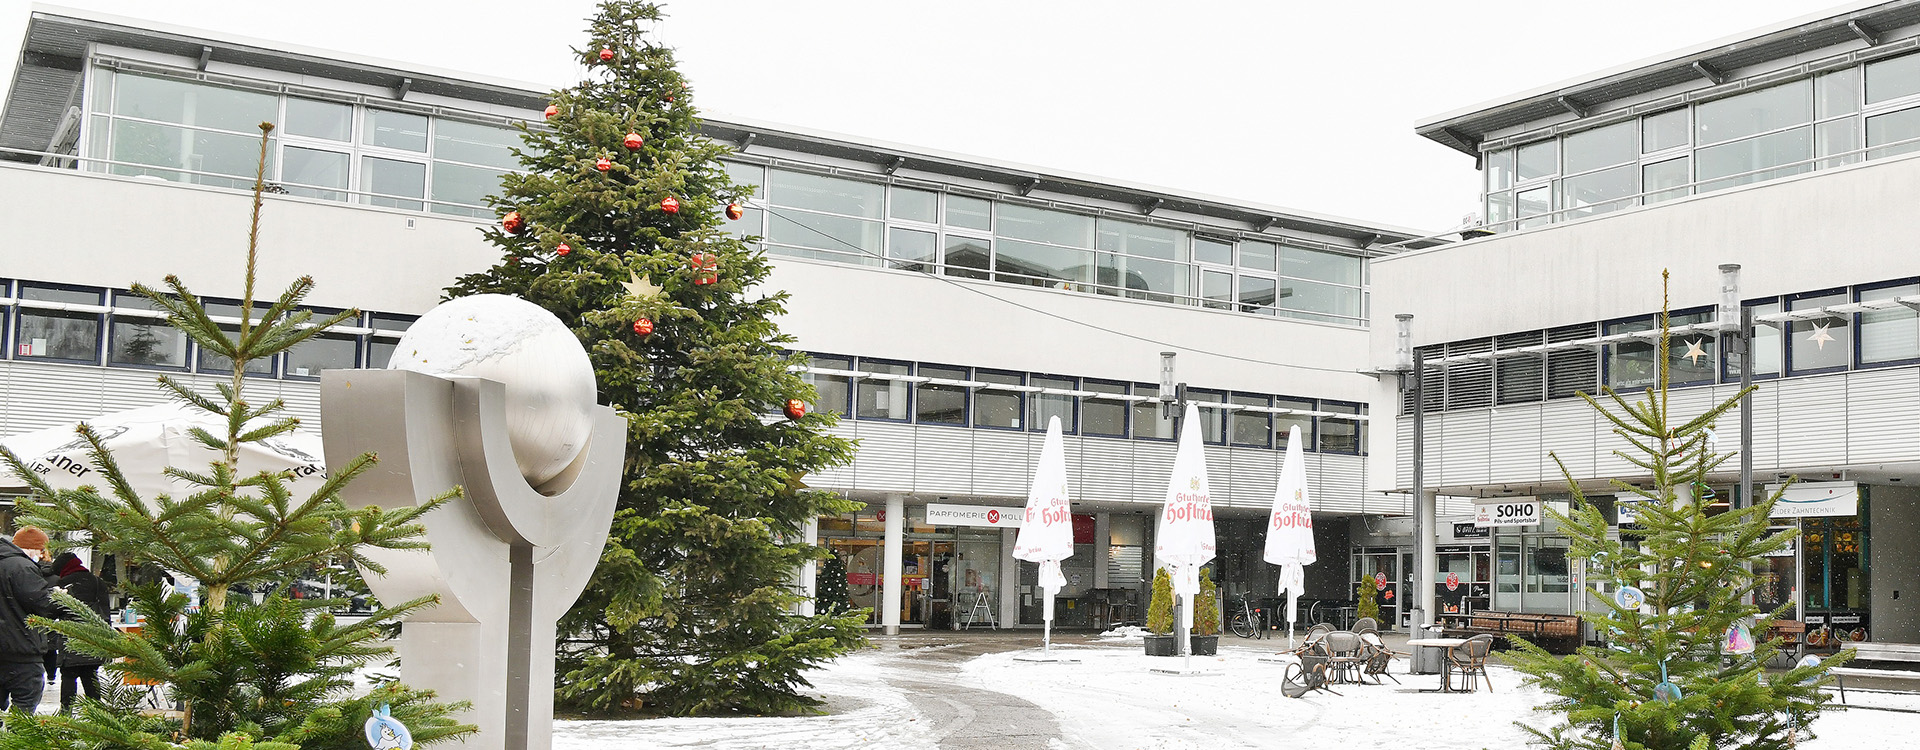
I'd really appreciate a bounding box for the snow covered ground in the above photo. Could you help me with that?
[553,638,1920,749]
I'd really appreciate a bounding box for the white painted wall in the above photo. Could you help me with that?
[1368,151,1920,493]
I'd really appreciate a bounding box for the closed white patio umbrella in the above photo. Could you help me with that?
[1155,403,1216,671]
[1013,416,1075,657]
[1263,424,1318,649]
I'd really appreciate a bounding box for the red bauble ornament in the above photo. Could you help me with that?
[595,157,612,172]
[543,104,558,119]
[598,47,615,62]
[633,318,654,336]
[501,211,525,234]
[660,196,681,214]
[555,243,571,256]
[725,203,744,221]
[783,399,807,421]
[623,132,644,149]
[689,251,719,285]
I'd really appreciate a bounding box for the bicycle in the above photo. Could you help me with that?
[1228,595,1265,639]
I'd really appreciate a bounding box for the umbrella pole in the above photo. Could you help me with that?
[1044,617,1051,654]
[1181,592,1192,671]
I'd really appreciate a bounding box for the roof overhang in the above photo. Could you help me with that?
[1415,0,1920,156]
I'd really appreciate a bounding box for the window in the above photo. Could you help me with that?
[854,359,910,420]
[1724,300,1782,380]
[1866,52,1920,105]
[1546,323,1599,399]
[1865,107,1920,159]
[1643,158,1691,204]
[1786,290,1849,374]
[284,97,352,141]
[1319,401,1362,455]
[886,228,938,273]
[1193,237,1233,265]
[281,146,350,201]
[1187,389,1226,444]
[1696,81,1812,146]
[364,109,428,152]
[1082,380,1128,437]
[1230,394,1270,448]
[16,284,102,362]
[286,308,359,378]
[1486,149,1516,191]
[1239,275,1278,315]
[805,354,853,417]
[1132,384,1173,440]
[945,195,992,231]
[362,156,426,211]
[723,161,766,241]
[1097,219,1187,303]
[108,291,187,369]
[1029,375,1077,433]
[1605,310,1713,390]
[1274,397,1314,450]
[1562,121,1635,174]
[1642,109,1689,153]
[1696,127,1811,192]
[1515,140,1557,182]
[890,187,938,223]
[915,364,969,425]
[767,170,884,263]
[1858,281,1920,365]
[96,71,278,190]
[973,370,1024,429]
[1494,331,1544,405]
[1239,240,1277,272]
[1560,164,1636,218]
[943,236,990,280]
[366,313,415,370]
[1200,270,1234,310]
[197,301,275,375]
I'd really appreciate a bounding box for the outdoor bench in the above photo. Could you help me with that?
[1441,611,1583,654]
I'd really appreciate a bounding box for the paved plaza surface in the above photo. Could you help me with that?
[553,629,1920,749]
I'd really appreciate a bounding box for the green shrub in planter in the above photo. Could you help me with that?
[1147,567,1175,635]
[1357,574,1380,624]
[1194,570,1220,636]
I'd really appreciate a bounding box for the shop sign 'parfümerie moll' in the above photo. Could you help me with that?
[925,503,1024,528]
[1474,498,1541,527]
[1764,481,1859,518]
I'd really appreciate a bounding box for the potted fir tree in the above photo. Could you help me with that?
[1191,571,1221,656]
[1143,567,1177,656]
[1357,574,1381,626]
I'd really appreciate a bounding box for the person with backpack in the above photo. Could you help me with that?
[0,530,56,712]
[49,552,108,713]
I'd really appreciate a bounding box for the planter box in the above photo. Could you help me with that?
[1190,635,1219,656]
[1143,634,1179,657]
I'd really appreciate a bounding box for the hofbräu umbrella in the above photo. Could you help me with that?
[1012,416,1074,656]
[1263,424,1317,649]
[1155,403,1216,670]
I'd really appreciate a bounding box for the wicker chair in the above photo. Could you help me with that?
[1353,616,1379,635]
[1323,630,1367,684]
[1445,633,1496,693]
[1282,642,1341,698]
[1359,631,1402,685]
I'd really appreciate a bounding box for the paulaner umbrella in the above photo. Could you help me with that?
[1013,416,1074,656]
[0,403,328,500]
[1155,403,1216,670]
[1263,424,1317,649]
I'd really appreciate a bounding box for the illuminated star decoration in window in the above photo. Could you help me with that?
[1808,322,1836,349]
[621,270,663,301]
[1681,339,1707,365]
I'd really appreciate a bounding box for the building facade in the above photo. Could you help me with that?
[0,7,1454,634]
[1379,0,1920,646]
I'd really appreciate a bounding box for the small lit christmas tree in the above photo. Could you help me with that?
[815,554,851,616]
[1506,273,1846,750]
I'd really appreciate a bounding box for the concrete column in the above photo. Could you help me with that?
[1001,526,1020,626]
[1093,513,1111,588]
[1417,490,1439,631]
[799,517,819,617]
[882,494,905,635]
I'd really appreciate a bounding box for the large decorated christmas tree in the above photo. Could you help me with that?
[443,0,866,716]
[1506,273,1847,750]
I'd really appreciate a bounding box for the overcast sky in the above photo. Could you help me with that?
[0,0,1856,232]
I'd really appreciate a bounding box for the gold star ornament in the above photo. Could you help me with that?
[621,270,663,301]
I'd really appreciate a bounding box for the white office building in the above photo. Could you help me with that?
[0,6,1456,634]
[1377,0,1920,648]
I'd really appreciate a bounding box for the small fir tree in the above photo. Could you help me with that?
[0,124,470,747]
[1356,574,1380,624]
[1506,272,1846,750]
[1194,571,1220,637]
[1146,567,1175,635]
[815,554,851,616]
[444,0,865,716]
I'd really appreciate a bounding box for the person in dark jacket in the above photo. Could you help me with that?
[50,552,108,713]
[0,535,56,712]
[11,527,57,688]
